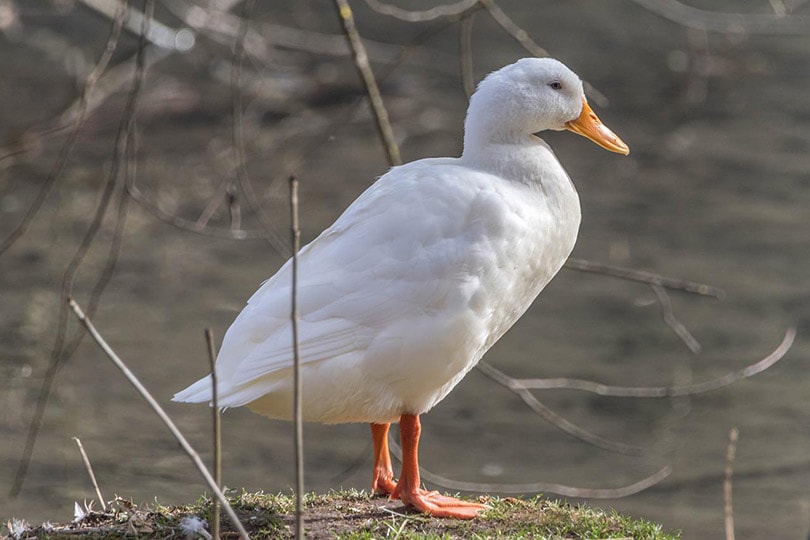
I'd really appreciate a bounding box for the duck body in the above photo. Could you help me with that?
[179,147,580,423]
[174,57,627,519]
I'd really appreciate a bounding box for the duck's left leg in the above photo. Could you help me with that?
[390,414,488,519]
[370,423,397,494]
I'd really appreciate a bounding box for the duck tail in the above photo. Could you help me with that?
[172,376,213,404]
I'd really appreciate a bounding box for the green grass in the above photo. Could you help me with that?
[4,490,680,539]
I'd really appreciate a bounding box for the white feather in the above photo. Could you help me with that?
[174,58,590,424]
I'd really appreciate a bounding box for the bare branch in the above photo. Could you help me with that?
[630,0,810,34]
[565,257,725,299]
[476,362,646,456]
[459,12,475,100]
[724,427,739,540]
[388,438,671,498]
[0,0,126,256]
[493,328,795,397]
[12,0,153,497]
[231,0,289,256]
[289,176,304,540]
[68,299,250,540]
[333,0,402,166]
[204,329,222,540]
[126,181,265,239]
[80,0,196,50]
[72,438,106,511]
[650,283,702,354]
[363,0,478,22]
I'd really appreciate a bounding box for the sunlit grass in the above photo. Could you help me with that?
[4,490,679,539]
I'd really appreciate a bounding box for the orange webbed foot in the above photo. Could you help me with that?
[393,486,488,519]
[372,469,397,496]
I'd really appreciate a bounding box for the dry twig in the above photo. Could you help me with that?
[333,0,402,166]
[289,176,304,540]
[67,298,250,539]
[0,0,126,256]
[204,329,222,540]
[566,257,725,298]
[724,427,739,540]
[12,0,153,497]
[363,0,478,21]
[650,283,702,354]
[631,0,810,34]
[72,437,106,511]
[483,328,794,397]
[476,362,645,456]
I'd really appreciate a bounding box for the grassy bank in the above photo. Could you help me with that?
[4,490,679,539]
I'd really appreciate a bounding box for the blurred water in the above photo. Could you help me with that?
[1,1,808,537]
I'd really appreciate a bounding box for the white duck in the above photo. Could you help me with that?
[174,57,628,519]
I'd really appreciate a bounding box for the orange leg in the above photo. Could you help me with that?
[370,423,397,495]
[390,414,488,519]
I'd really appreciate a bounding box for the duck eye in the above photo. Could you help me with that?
[549,81,563,90]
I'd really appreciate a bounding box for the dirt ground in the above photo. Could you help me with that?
[1,1,808,538]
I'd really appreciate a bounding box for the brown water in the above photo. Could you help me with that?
[1,1,809,537]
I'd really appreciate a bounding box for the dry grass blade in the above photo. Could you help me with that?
[67,298,250,540]
[491,327,795,397]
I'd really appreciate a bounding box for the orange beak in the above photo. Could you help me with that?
[565,98,629,155]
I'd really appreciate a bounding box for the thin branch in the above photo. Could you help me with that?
[388,438,671,498]
[565,257,725,299]
[289,176,304,540]
[476,362,646,456]
[72,438,106,511]
[333,0,402,166]
[459,11,475,100]
[0,0,126,257]
[650,283,702,354]
[11,0,153,498]
[68,299,250,540]
[204,329,222,540]
[489,327,795,397]
[231,0,289,256]
[126,181,265,239]
[478,0,548,57]
[477,0,608,106]
[363,0,478,22]
[80,0,196,50]
[724,427,739,540]
[630,0,810,34]
[195,172,236,230]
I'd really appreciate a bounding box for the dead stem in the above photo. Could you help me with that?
[289,176,304,540]
[72,437,106,511]
[67,298,250,540]
[724,427,739,540]
[204,329,222,540]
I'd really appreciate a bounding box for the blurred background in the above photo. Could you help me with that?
[1,0,808,537]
